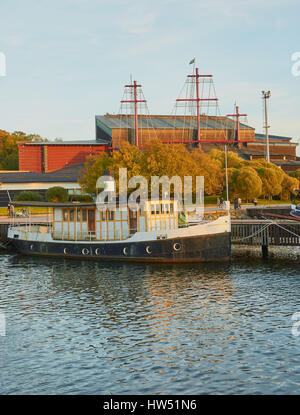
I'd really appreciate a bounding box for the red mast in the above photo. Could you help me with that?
[227,105,247,148]
[121,80,146,148]
[176,68,218,148]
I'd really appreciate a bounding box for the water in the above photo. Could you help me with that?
[0,252,300,395]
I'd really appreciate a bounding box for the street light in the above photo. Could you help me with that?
[262,90,271,162]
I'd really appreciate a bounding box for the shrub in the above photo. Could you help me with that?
[14,191,43,201]
[46,186,69,203]
[68,194,93,202]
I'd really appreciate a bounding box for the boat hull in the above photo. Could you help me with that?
[8,232,231,263]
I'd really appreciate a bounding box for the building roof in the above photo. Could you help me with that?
[95,114,255,131]
[18,140,108,146]
[0,163,84,183]
[255,133,293,142]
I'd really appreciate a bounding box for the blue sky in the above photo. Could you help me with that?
[0,0,299,150]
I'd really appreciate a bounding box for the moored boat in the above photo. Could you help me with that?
[7,199,231,262]
[290,204,300,219]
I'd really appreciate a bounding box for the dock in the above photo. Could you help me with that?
[231,219,300,258]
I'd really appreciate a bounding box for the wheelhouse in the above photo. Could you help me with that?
[10,199,180,242]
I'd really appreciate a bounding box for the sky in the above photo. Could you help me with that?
[0,0,300,151]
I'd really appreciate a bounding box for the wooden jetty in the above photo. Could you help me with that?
[231,219,300,258]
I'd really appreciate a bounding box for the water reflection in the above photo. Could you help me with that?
[1,253,300,394]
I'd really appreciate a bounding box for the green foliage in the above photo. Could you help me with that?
[46,186,69,203]
[231,166,262,202]
[78,139,300,202]
[0,129,48,170]
[14,191,43,201]
[69,194,93,202]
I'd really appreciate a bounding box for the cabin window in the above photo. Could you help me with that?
[160,204,164,214]
[82,209,87,221]
[170,203,174,214]
[77,209,81,221]
[63,209,68,221]
[165,204,169,214]
[69,209,75,221]
[151,204,155,215]
[156,204,160,214]
[101,209,107,221]
[108,210,115,221]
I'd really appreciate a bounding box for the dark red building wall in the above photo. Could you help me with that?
[18,143,108,173]
[18,143,43,172]
[45,145,107,172]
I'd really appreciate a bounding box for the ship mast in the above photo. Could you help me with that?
[227,104,247,149]
[121,80,146,147]
[176,67,218,149]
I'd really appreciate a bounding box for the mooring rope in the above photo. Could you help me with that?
[232,218,300,242]
[232,222,272,242]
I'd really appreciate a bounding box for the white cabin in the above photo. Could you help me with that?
[52,199,180,241]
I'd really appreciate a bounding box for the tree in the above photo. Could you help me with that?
[257,167,284,199]
[79,153,113,195]
[46,186,69,202]
[280,174,299,200]
[209,149,241,169]
[191,150,224,195]
[14,191,43,201]
[0,129,48,170]
[231,167,263,202]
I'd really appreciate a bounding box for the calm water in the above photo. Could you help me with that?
[0,252,300,395]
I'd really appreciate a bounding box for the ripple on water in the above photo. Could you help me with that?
[0,254,300,394]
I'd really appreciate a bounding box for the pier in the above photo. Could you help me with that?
[231,219,300,258]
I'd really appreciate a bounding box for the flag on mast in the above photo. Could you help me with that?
[189,58,195,65]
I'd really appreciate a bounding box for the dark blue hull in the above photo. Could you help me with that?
[9,232,231,262]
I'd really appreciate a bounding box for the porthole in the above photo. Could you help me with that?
[146,246,152,254]
[64,248,68,255]
[173,242,182,252]
[82,248,89,255]
[30,244,34,251]
[123,247,128,256]
[95,248,100,255]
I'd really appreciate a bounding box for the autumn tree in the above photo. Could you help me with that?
[0,129,47,170]
[191,150,224,195]
[280,174,299,200]
[79,152,112,195]
[231,166,263,202]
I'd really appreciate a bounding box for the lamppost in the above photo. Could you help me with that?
[262,90,271,163]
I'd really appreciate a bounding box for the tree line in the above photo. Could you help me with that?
[79,139,300,202]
